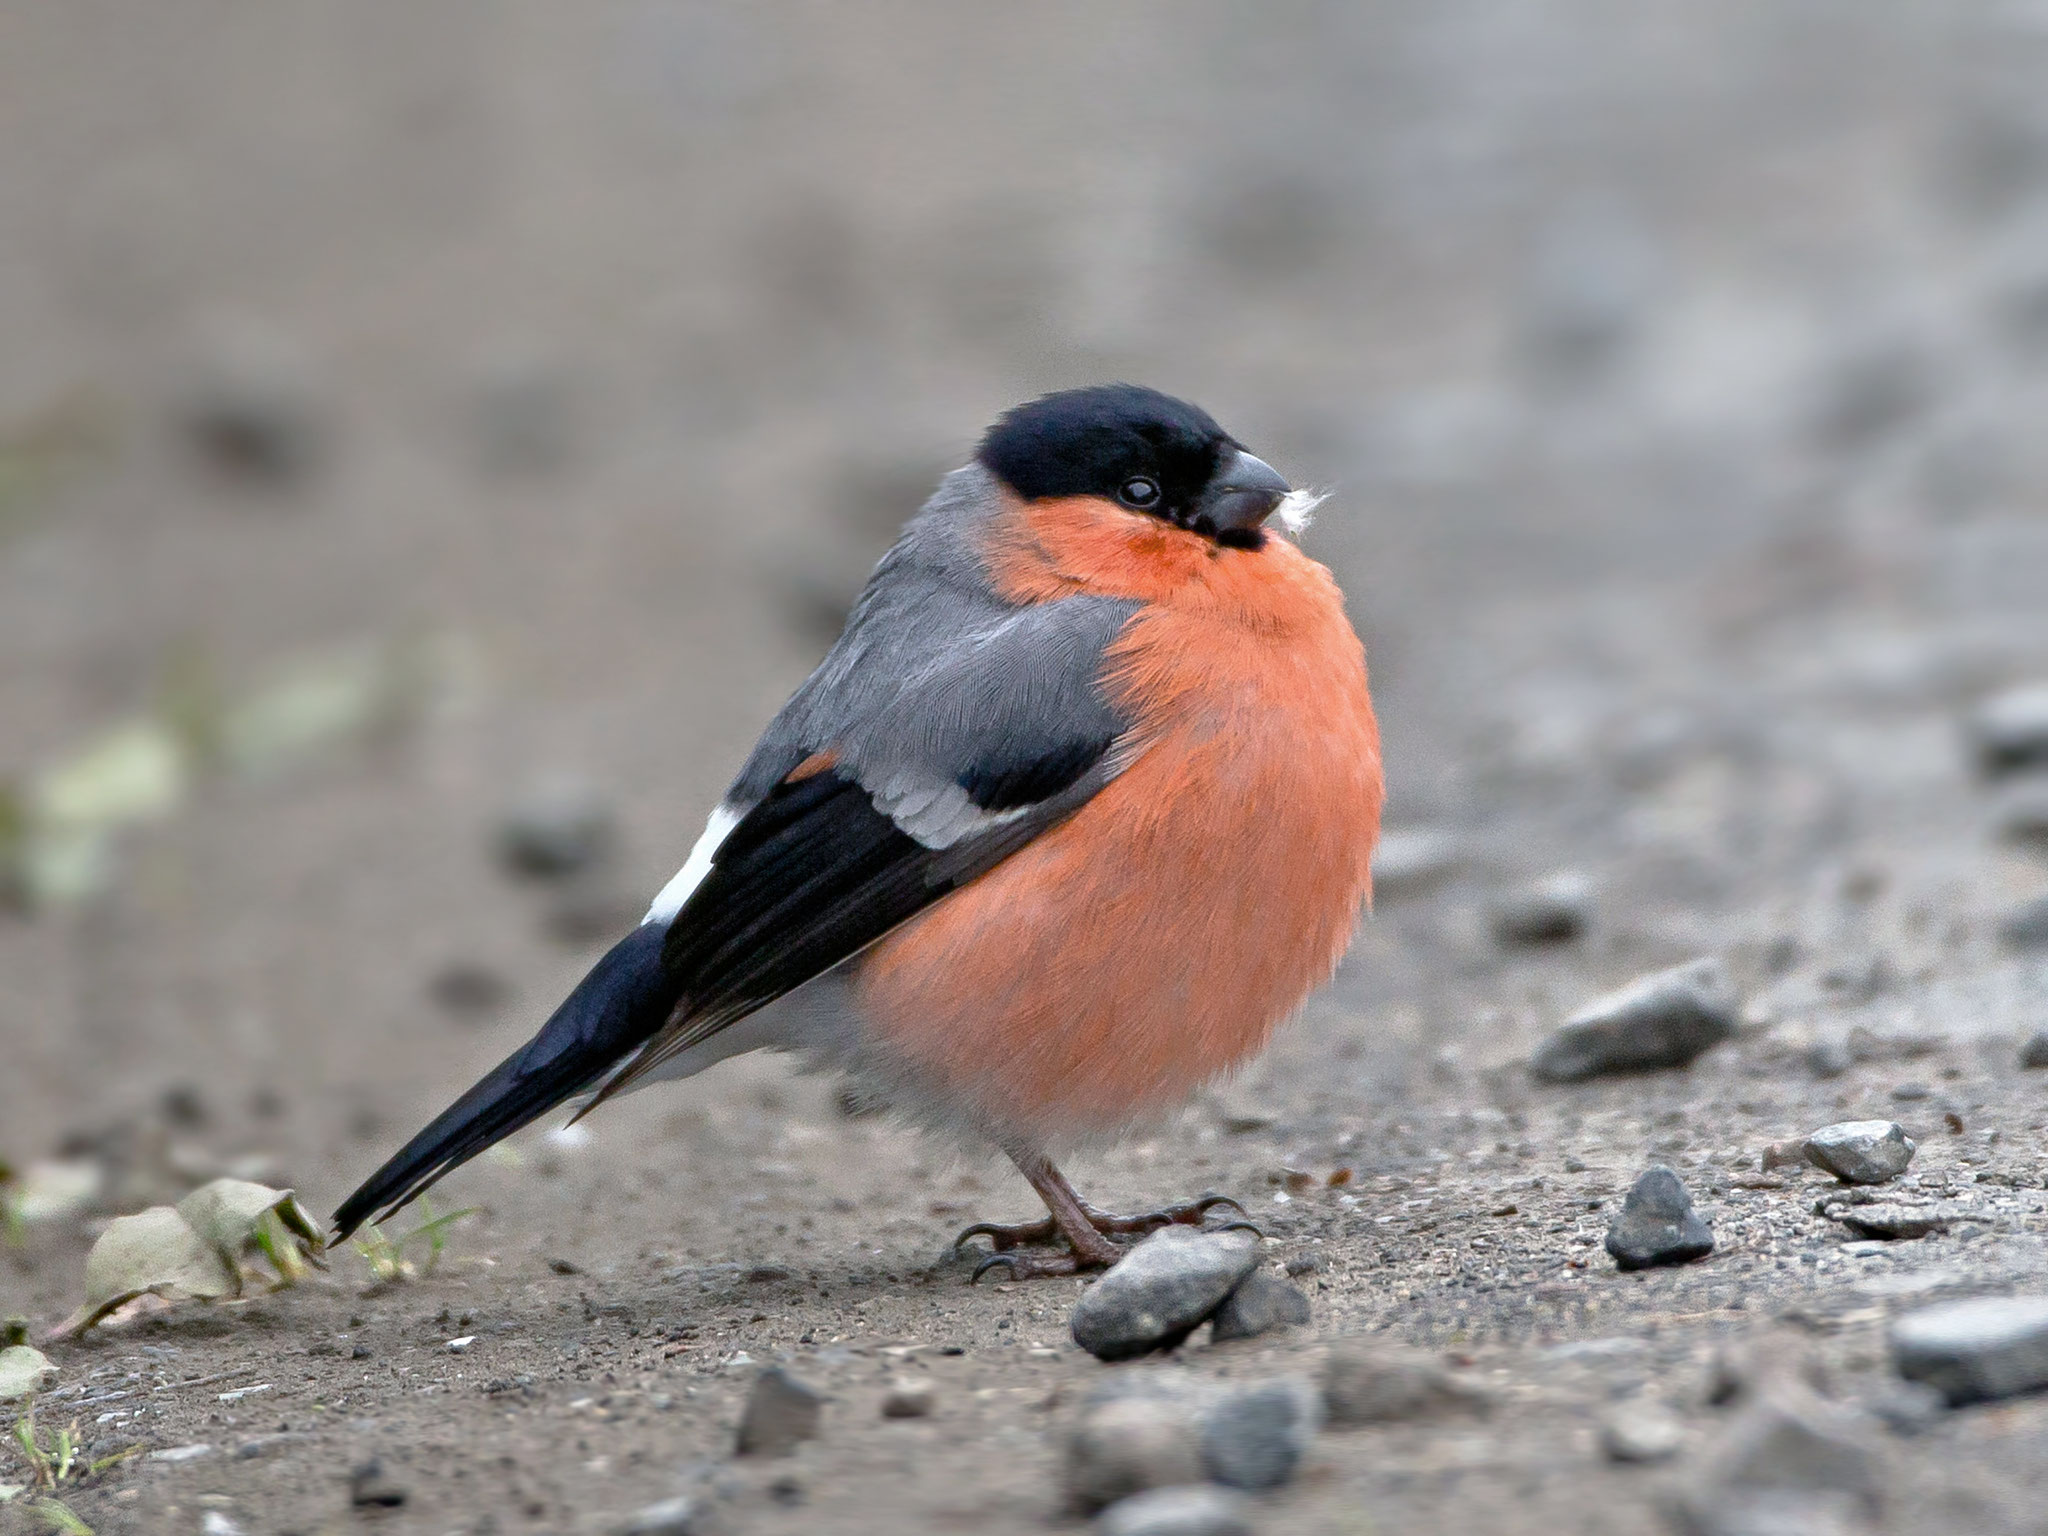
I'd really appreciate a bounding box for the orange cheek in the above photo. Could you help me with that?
[979,493,1220,605]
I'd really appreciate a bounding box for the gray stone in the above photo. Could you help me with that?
[1759,1140,1806,1173]
[178,333,324,486]
[1990,777,2048,843]
[1891,1295,2048,1405]
[1805,1038,1855,1079]
[1675,1386,1882,1536]
[1803,1122,1916,1185]
[1805,320,1935,452]
[2021,1030,2048,1070]
[1370,827,1462,898]
[735,1367,822,1457]
[1096,1486,1253,1536]
[881,1377,935,1419]
[1198,1377,1319,1491]
[1708,1332,1832,1407]
[1998,893,2048,950]
[1209,1268,1311,1343]
[348,1460,409,1508]
[496,782,616,880]
[1598,1400,1684,1463]
[1070,1227,1263,1362]
[1489,870,1593,945]
[1970,683,2048,775]
[1530,958,1738,1083]
[1829,1203,1958,1241]
[1678,1491,1872,1536]
[1863,1380,1948,1436]
[1604,1166,1714,1270]
[616,1496,704,1536]
[1064,1382,1206,1515]
[1320,1339,1490,1427]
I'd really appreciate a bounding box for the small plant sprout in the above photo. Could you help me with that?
[7,1396,141,1535]
[353,1199,478,1285]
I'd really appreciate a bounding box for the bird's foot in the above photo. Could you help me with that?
[956,1191,1250,1282]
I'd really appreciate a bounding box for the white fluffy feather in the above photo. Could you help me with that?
[1273,487,1328,535]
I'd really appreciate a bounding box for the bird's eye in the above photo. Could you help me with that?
[1118,476,1161,509]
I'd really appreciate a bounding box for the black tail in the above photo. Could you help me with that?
[330,921,677,1242]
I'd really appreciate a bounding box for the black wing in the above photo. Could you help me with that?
[591,740,1112,1103]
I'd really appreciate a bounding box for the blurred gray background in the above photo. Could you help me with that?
[5,0,2048,1176]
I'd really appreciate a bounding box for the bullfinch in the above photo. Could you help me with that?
[332,384,1383,1279]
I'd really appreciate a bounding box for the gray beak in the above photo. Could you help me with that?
[1198,450,1292,533]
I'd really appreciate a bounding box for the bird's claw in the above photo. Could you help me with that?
[970,1252,1018,1285]
[952,1216,1055,1254]
[952,1190,1253,1280]
[972,1248,1086,1283]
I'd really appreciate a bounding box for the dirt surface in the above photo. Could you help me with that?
[6,6,2048,1534]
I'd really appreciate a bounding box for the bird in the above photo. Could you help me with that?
[331,384,1382,1279]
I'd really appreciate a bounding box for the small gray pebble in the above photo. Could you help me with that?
[348,1460,408,1508]
[1707,1332,1832,1406]
[1210,1269,1311,1343]
[1065,1384,1206,1515]
[427,962,511,1019]
[1599,1401,1684,1463]
[1889,1082,1932,1101]
[1605,1166,1714,1270]
[1070,1227,1263,1362]
[2000,893,2048,950]
[179,341,324,486]
[2020,1030,2048,1070]
[1096,1485,1253,1536]
[616,1496,703,1536]
[1198,1377,1319,1491]
[881,1377,935,1419]
[1320,1340,1489,1426]
[1864,1380,1948,1436]
[1827,1202,1959,1241]
[1971,683,2048,776]
[1675,1387,1881,1535]
[496,783,616,880]
[1805,1038,1855,1079]
[1531,958,1738,1082]
[1990,777,2048,842]
[1489,871,1593,945]
[1803,1122,1916,1185]
[736,1367,822,1457]
[1370,828,1461,898]
[1891,1295,2048,1404]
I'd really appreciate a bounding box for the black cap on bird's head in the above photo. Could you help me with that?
[976,384,1295,550]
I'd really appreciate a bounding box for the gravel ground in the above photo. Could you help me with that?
[5,7,2048,1534]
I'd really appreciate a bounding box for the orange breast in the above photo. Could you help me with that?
[850,494,1383,1147]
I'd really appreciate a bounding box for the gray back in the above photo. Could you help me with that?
[729,466,1139,844]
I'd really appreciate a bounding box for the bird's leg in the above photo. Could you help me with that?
[956,1153,1250,1282]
